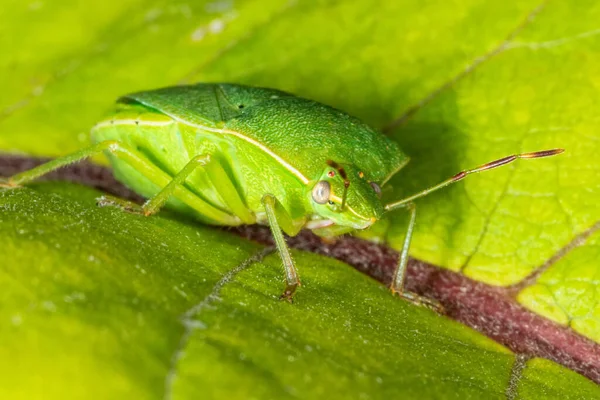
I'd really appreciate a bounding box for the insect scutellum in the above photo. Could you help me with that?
[0,83,565,312]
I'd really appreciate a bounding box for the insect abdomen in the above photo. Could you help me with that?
[91,104,239,222]
[91,102,306,225]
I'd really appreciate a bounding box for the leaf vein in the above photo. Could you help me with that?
[177,0,302,84]
[507,27,600,50]
[508,220,600,294]
[382,1,548,133]
[162,246,274,400]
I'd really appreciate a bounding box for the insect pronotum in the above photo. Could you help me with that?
[0,83,563,309]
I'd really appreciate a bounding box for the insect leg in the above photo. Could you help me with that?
[391,202,444,313]
[0,141,125,187]
[120,152,255,222]
[203,155,255,224]
[261,194,302,302]
[1,140,237,224]
[128,153,255,225]
[126,154,210,215]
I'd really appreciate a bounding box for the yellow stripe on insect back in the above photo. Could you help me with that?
[177,120,311,185]
[93,119,175,129]
[93,113,311,185]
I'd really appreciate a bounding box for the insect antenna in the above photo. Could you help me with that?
[326,160,350,210]
[385,148,564,212]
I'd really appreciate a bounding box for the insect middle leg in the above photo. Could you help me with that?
[103,151,256,226]
[97,154,210,215]
[392,202,444,313]
[98,153,254,225]
[98,155,210,216]
[261,194,305,302]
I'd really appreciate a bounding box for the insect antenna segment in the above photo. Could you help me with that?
[449,148,564,182]
[385,148,564,212]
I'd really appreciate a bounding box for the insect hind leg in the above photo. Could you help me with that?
[1,140,238,225]
[1,141,125,188]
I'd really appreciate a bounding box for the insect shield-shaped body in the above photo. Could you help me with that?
[2,83,563,307]
[89,84,406,301]
[91,84,405,231]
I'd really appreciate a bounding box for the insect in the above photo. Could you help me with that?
[0,83,563,308]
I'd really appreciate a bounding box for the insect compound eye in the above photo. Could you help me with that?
[370,182,382,198]
[311,181,331,204]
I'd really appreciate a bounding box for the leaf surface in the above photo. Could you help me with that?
[1,183,596,399]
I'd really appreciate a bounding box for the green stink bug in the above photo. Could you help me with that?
[0,83,563,307]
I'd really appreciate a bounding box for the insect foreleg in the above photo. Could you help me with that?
[391,202,443,312]
[261,194,305,302]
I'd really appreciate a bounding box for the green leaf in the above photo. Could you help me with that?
[518,358,600,399]
[2,0,600,397]
[517,230,600,342]
[376,0,600,344]
[1,0,540,154]
[1,183,596,399]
